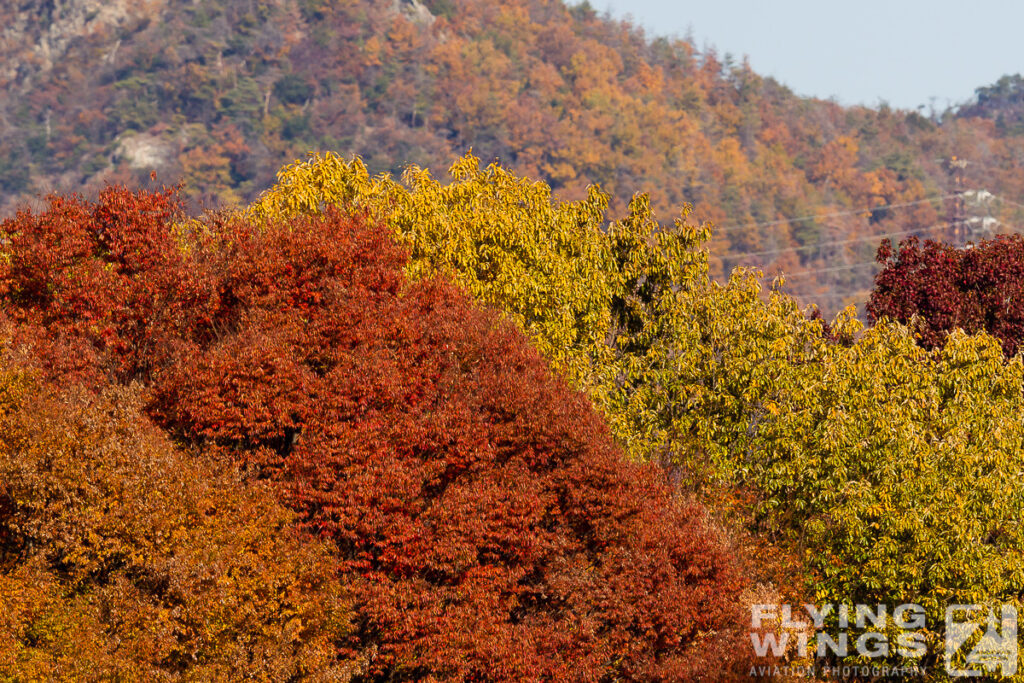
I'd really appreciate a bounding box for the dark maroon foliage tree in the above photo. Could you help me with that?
[868,234,1024,356]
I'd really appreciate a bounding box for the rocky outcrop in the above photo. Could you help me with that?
[114,131,173,169]
[391,0,435,27]
[1,0,164,90]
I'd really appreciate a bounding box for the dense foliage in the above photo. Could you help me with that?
[748,322,1024,668]
[6,0,1024,312]
[0,185,754,680]
[250,152,823,477]
[257,153,1024,674]
[0,368,353,680]
[3,143,1024,676]
[868,234,1024,356]
[7,0,1024,675]
[250,152,708,404]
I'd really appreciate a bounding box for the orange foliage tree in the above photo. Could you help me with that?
[0,369,353,680]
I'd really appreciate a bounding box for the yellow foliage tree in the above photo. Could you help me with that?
[250,152,709,414]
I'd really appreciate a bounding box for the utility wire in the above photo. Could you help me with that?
[742,220,961,275]
[757,218,1022,284]
[709,193,1024,297]
[994,195,1024,211]
[785,288,874,299]
[715,225,948,260]
[713,194,955,233]
[765,261,881,279]
[749,220,954,282]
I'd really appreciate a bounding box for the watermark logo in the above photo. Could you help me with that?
[945,604,1017,677]
[750,604,926,660]
[750,603,1020,678]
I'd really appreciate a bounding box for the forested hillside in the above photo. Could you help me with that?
[7,0,1024,678]
[4,0,1024,313]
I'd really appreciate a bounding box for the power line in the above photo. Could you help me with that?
[785,288,874,299]
[737,220,962,273]
[710,196,1024,301]
[715,225,947,260]
[994,195,1024,212]
[745,219,989,282]
[707,187,1024,303]
[763,260,881,279]
[753,219,1022,285]
[713,194,955,233]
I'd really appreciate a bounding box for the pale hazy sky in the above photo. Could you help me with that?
[601,0,1023,111]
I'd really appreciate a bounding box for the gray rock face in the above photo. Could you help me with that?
[1,0,161,90]
[391,0,435,27]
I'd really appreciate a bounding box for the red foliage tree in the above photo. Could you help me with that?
[868,234,1024,356]
[0,186,754,680]
[0,186,218,383]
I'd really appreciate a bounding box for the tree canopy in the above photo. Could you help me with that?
[0,184,756,680]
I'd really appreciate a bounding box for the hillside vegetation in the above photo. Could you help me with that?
[5,0,1024,678]
[4,0,1024,312]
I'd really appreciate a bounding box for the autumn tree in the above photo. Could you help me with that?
[154,209,753,680]
[0,185,756,680]
[0,363,354,680]
[868,234,1024,356]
